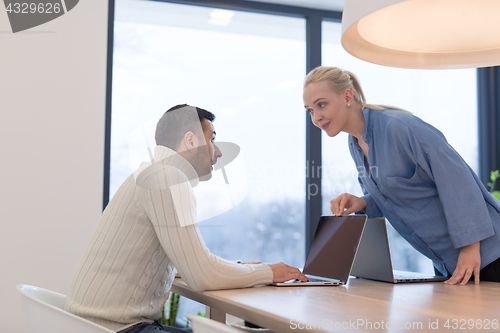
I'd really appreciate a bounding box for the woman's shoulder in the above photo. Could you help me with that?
[368,108,446,144]
[369,108,433,131]
[367,108,412,135]
[369,107,414,123]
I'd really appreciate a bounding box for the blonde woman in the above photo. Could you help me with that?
[303,66,500,285]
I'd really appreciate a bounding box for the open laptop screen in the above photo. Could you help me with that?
[304,215,367,282]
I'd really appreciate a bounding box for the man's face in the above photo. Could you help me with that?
[193,119,221,181]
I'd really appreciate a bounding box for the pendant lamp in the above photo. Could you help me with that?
[341,0,500,69]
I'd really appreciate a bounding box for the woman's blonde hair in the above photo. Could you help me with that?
[304,66,408,112]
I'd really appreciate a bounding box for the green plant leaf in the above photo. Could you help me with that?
[489,170,500,192]
[158,303,168,325]
[168,293,180,326]
[491,170,500,182]
[492,191,500,201]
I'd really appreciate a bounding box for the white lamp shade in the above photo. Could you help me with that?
[341,0,500,69]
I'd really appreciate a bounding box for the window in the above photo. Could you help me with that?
[107,0,487,325]
[112,0,306,324]
[321,21,478,273]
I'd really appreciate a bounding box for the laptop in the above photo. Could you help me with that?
[272,215,367,286]
[350,218,448,283]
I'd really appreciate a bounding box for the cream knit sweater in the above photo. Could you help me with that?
[65,146,273,332]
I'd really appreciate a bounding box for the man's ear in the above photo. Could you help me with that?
[184,131,199,153]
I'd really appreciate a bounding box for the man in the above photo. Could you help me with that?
[65,104,307,333]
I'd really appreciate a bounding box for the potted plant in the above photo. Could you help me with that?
[158,293,180,327]
[488,170,500,201]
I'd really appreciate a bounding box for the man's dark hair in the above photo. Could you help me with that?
[155,104,216,149]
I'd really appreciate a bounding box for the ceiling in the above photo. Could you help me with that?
[246,0,345,12]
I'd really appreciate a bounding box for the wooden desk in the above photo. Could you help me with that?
[172,277,500,332]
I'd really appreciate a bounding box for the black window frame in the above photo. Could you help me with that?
[104,0,499,259]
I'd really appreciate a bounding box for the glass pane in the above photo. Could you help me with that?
[321,21,478,274]
[113,0,306,326]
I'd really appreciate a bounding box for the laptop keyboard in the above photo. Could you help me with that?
[393,273,429,280]
[306,277,330,283]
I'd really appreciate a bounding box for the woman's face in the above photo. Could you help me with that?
[303,80,350,138]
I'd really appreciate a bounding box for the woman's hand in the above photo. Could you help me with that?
[445,241,481,285]
[269,262,309,283]
[330,193,367,216]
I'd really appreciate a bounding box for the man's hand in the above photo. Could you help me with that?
[445,242,481,285]
[330,193,367,216]
[269,262,308,283]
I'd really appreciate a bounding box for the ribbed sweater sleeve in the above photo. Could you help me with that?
[142,163,273,293]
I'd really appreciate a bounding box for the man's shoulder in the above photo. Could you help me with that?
[134,161,190,190]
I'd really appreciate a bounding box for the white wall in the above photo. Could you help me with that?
[0,2,109,332]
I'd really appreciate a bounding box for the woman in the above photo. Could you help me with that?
[303,66,500,285]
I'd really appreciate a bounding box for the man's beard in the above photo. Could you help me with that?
[192,145,212,181]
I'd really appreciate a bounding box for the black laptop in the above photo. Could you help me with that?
[272,215,367,286]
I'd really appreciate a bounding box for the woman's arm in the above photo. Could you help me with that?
[401,120,494,248]
[393,118,493,283]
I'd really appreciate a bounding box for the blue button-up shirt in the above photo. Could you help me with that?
[349,108,500,275]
